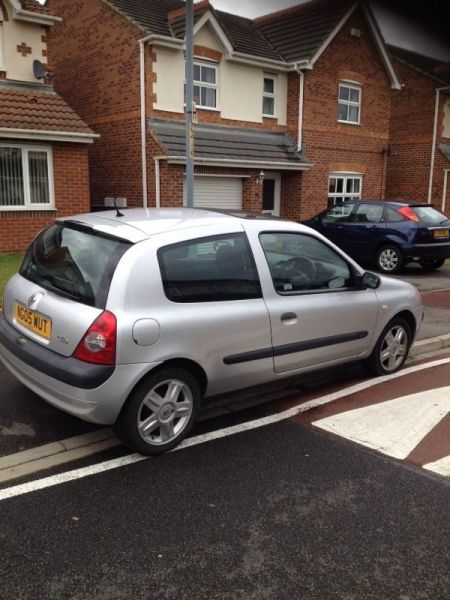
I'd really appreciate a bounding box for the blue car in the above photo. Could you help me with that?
[303,200,450,274]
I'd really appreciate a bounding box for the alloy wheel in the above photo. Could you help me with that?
[136,379,194,446]
[379,324,408,372]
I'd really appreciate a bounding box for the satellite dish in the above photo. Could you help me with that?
[33,60,47,80]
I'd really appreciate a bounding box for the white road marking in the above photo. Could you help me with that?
[313,387,450,459]
[424,456,450,477]
[1,356,450,502]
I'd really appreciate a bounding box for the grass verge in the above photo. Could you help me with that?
[0,254,23,302]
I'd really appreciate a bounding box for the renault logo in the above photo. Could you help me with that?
[27,292,44,309]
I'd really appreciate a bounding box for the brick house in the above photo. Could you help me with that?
[0,0,97,252]
[46,0,415,219]
[385,46,450,213]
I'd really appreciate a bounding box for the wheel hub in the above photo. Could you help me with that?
[158,403,175,422]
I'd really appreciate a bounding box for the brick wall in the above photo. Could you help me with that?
[0,142,90,253]
[288,9,392,219]
[47,0,144,208]
[386,59,450,211]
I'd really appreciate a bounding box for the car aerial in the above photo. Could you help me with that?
[0,208,423,455]
[303,200,450,274]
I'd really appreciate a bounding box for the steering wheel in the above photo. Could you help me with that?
[282,257,316,280]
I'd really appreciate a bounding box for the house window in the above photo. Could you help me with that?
[0,145,54,210]
[262,75,276,116]
[338,82,361,124]
[328,173,362,206]
[193,62,217,109]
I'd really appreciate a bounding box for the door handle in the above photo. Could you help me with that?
[281,312,297,322]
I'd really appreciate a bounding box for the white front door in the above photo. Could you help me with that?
[262,173,281,216]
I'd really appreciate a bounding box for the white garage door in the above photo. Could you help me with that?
[184,176,243,210]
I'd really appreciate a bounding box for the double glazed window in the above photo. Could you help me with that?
[338,82,361,124]
[262,76,276,116]
[328,174,362,206]
[0,145,53,209]
[193,62,217,109]
[158,233,261,303]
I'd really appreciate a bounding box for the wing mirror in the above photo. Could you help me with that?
[360,271,381,290]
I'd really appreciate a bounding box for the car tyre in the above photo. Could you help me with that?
[376,245,403,274]
[114,367,201,456]
[363,318,411,376]
[419,258,445,271]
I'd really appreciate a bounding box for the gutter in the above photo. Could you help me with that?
[153,155,311,171]
[0,128,98,143]
[295,65,305,152]
[428,86,450,204]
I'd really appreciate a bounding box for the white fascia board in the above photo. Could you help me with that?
[8,0,61,26]
[310,3,358,66]
[157,155,310,171]
[228,52,289,72]
[0,128,99,143]
[139,34,183,49]
[193,11,234,55]
[363,4,401,90]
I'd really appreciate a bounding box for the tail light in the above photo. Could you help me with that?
[397,206,419,222]
[73,310,117,365]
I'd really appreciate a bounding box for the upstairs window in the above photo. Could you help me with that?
[328,173,362,207]
[0,145,54,210]
[338,82,361,124]
[262,75,276,116]
[193,62,217,109]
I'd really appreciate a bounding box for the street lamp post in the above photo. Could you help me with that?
[185,0,194,208]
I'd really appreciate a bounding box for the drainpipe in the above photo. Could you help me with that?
[139,39,148,208]
[154,157,161,208]
[428,86,450,204]
[295,65,305,152]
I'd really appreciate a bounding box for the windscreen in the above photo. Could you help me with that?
[20,223,131,308]
[411,206,450,226]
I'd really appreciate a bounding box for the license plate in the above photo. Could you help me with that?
[14,302,52,340]
[433,229,449,239]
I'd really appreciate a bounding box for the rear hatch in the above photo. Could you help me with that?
[3,221,132,357]
[407,205,450,244]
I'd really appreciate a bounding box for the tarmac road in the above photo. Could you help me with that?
[1,357,450,600]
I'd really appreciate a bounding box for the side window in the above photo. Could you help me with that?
[352,204,383,223]
[260,232,353,294]
[158,233,262,303]
[321,204,354,223]
[385,207,407,223]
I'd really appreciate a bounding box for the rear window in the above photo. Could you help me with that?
[411,206,450,225]
[20,223,131,308]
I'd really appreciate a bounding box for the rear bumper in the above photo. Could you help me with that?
[0,313,158,425]
[0,312,113,389]
[403,242,450,260]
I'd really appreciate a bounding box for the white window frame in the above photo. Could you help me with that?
[262,74,276,117]
[328,172,362,206]
[337,81,362,125]
[193,60,219,110]
[0,22,5,71]
[0,144,55,211]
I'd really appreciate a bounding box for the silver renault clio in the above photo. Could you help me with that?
[0,208,422,454]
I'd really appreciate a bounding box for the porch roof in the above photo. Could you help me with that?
[148,118,309,170]
[0,84,97,143]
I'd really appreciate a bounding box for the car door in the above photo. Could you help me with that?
[312,203,355,253]
[257,230,380,373]
[344,203,386,261]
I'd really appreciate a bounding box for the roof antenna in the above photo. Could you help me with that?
[114,198,124,218]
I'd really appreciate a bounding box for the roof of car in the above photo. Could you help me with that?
[58,207,288,242]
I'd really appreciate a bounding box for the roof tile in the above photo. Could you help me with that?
[0,86,95,135]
